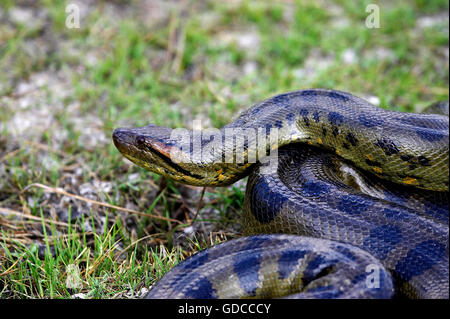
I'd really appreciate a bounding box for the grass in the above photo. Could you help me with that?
[1,208,184,298]
[0,0,448,298]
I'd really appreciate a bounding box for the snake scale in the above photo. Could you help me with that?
[112,89,449,299]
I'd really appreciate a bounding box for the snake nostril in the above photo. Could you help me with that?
[112,129,123,141]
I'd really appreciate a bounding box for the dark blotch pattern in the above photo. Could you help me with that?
[299,109,309,116]
[313,111,320,123]
[179,250,209,271]
[381,208,409,222]
[298,90,320,103]
[299,109,310,126]
[328,112,344,126]
[242,235,278,251]
[274,119,283,128]
[278,249,307,279]
[329,112,344,137]
[250,178,287,223]
[184,277,217,298]
[363,225,402,260]
[332,126,340,137]
[286,112,296,124]
[400,154,412,162]
[365,159,382,167]
[399,153,431,169]
[301,181,331,197]
[375,138,400,156]
[272,93,290,106]
[233,251,261,297]
[335,245,356,261]
[415,128,446,142]
[345,132,359,146]
[417,155,431,167]
[395,240,446,281]
[397,116,448,129]
[424,202,449,224]
[328,91,350,102]
[300,90,318,96]
[337,195,369,215]
[358,113,384,127]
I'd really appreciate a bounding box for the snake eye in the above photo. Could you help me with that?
[136,136,146,146]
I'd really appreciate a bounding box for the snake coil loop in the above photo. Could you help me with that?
[113,89,449,299]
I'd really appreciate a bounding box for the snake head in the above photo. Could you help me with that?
[113,124,239,186]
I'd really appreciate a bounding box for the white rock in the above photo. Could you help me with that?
[9,7,33,25]
[367,96,381,106]
[416,13,449,29]
[183,226,195,235]
[243,61,257,75]
[341,49,357,65]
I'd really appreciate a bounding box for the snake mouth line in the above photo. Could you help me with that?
[113,128,204,180]
[143,144,204,180]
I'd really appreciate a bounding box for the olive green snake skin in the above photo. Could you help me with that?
[112,89,449,299]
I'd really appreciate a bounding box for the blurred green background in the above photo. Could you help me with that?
[0,0,448,298]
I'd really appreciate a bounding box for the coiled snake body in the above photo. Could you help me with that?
[113,89,449,299]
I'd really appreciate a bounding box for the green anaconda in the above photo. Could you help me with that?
[112,89,449,299]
